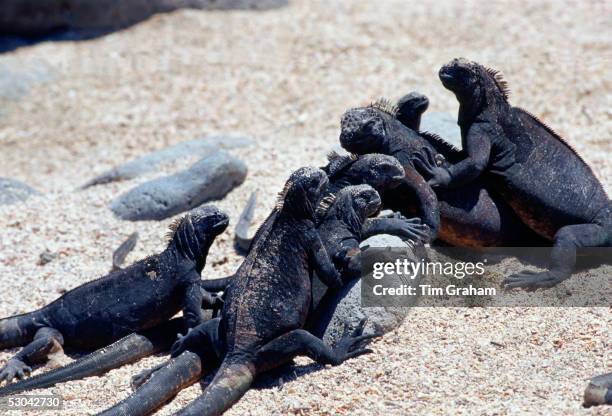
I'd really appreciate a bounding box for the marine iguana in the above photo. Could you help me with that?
[98,167,380,416]
[428,58,611,289]
[396,91,430,131]
[305,184,383,338]
[1,162,397,396]
[233,152,428,252]
[339,97,550,248]
[0,206,228,385]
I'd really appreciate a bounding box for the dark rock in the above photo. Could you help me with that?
[0,177,41,205]
[0,1,288,36]
[110,150,247,221]
[38,250,58,266]
[81,134,252,189]
[421,111,461,149]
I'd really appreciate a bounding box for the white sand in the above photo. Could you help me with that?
[0,0,610,414]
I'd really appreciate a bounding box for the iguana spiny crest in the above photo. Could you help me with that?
[315,185,382,233]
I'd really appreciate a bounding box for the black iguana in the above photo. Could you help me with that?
[0,206,228,386]
[339,97,549,248]
[97,167,381,416]
[427,58,611,289]
[234,152,429,252]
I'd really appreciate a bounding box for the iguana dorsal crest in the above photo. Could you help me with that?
[165,216,185,242]
[326,150,359,178]
[483,65,511,101]
[370,97,399,117]
[314,193,337,224]
[517,107,597,174]
[275,179,293,211]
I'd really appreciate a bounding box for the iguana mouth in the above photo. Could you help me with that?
[388,174,405,188]
[439,72,454,84]
[213,218,229,232]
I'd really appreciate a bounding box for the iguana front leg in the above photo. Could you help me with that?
[307,229,343,289]
[427,123,491,188]
[393,165,441,242]
[183,271,206,329]
[361,216,429,244]
[0,328,63,385]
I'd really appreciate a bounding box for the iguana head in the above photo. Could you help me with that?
[397,91,429,131]
[326,152,405,191]
[339,99,400,154]
[278,166,329,219]
[167,205,229,270]
[316,185,381,232]
[439,58,510,112]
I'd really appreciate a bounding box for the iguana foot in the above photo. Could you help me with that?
[0,359,31,384]
[333,318,382,364]
[389,217,430,243]
[131,366,158,390]
[503,270,567,291]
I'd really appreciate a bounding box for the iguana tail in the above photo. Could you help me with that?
[175,358,255,416]
[583,373,612,407]
[234,191,257,253]
[111,232,139,272]
[97,351,203,416]
[0,318,182,397]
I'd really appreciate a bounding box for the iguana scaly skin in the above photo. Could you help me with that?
[0,318,185,396]
[314,184,382,278]
[0,206,228,385]
[73,157,407,397]
[306,184,382,338]
[233,152,428,252]
[430,58,611,289]
[339,98,547,248]
[99,167,380,416]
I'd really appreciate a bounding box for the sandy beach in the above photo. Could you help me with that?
[0,0,610,414]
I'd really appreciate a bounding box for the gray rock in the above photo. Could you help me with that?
[312,235,424,346]
[0,177,40,205]
[110,150,247,221]
[421,111,462,149]
[0,56,55,102]
[0,1,287,36]
[81,134,252,188]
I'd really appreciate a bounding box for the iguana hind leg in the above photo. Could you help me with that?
[504,221,611,290]
[256,318,381,372]
[0,317,184,396]
[174,321,381,416]
[98,318,222,416]
[0,327,63,385]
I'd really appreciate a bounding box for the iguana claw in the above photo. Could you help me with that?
[503,270,564,291]
[333,318,382,363]
[0,359,31,385]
